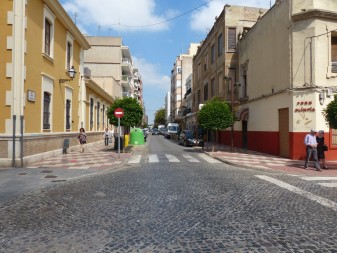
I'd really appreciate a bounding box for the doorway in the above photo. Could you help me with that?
[242,120,248,149]
[279,108,289,158]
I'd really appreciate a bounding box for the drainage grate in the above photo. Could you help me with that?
[44,175,57,178]
[51,180,67,183]
[18,173,28,175]
[40,170,53,173]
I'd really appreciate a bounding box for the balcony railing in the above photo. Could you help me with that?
[122,92,132,97]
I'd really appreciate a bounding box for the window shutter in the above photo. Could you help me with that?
[228,28,236,51]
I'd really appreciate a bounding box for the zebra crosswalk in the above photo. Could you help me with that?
[128,153,222,164]
[301,176,337,188]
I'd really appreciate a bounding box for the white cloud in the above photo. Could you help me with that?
[61,0,175,33]
[133,57,170,90]
[190,0,271,33]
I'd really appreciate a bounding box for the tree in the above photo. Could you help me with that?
[197,97,234,131]
[107,97,143,129]
[324,95,337,128]
[154,108,166,127]
[197,97,234,150]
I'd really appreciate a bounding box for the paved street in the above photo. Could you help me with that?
[1,135,337,252]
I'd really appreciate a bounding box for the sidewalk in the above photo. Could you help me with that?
[204,142,337,176]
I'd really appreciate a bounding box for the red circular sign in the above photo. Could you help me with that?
[114,108,124,118]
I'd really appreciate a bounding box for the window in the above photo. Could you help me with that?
[197,90,201,106]
[204,53,208,70]
[211,78,216,97]
[90,98,94,128]
[204,83,208,101]
[66,42,72,70]
[102,105,105,127]
[243,73,247,98]
[44,19,51,56]
[197,63,201,78]
[43,92,51,129]
[332,129,337,145]
[66,99,71,130]
[218,72,223,94]
[211,44,215,64]
[43,6,55,57]
[228,27,237,52]
[331,36,337,73]
[97,102,100,127]
[177,67,182,74]
[176,80,182,87]
[176,94,181,101]
[228,68,236,92]
[218,33,223,56]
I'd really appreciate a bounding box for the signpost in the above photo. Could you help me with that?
[114,108,124,158]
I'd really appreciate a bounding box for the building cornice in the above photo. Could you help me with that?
[43,0,90,49]
[292,9,337,21]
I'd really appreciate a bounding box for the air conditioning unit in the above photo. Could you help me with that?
[83,67,91,78]
[327,88,333,98]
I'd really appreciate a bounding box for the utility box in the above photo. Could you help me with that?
[129,128,145,145]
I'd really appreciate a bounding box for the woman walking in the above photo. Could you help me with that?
[316,130,328,169]
[78,127,87,153]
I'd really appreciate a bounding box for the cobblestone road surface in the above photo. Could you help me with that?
[1,160,337,252]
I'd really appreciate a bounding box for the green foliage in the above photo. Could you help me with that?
[324,95,337,129]
[107,97,143,127]
[154,108,166,127]
[197,97,234,131]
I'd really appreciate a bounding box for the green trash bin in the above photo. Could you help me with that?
[130,128,145,145]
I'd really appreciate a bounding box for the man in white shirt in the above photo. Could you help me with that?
[304,129,321,171]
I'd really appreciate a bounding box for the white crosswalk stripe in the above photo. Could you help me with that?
[301,176,337,188]
[182,154,200,163]
[149,154,159,163]
[128,155,141,164]
[197,153,222,163]
[128,154,221,164]
[165,154,180,162]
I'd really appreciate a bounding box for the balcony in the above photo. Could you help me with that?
[122,92,132,97]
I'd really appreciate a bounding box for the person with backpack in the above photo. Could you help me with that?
[78,127,87,153]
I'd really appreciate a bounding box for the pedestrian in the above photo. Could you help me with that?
[304,129,321,171]
[103,127,111,146]
[316,130,328,169]
[78,127,87,153]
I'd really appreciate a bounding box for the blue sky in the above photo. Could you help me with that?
[59,0,271,124]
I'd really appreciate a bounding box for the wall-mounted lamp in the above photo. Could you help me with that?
[319,92,324,105]
[59,66,77,84]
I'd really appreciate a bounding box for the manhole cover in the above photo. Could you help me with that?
[40,170,53,173]
[52,180,67,182]
[18,173,28,175]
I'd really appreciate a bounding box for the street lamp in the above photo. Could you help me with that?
[59,66,77,84]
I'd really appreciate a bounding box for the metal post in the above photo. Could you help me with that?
[20,115,24,167]
[117,117,120,159]
[12,115,16,167]
[231,78,234,153]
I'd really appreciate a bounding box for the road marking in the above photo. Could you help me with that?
[301,177,337,181]
[128,155,141,164]
[256,175,337,212]
[149,154,159,163]
[318,183,337,188]
[182,154,200,163]
[198,154,221,163]
[165,154,180,162]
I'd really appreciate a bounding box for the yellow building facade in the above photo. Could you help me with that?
[0,0,114,167]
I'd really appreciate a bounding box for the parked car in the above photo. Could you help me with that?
[152,128,159,135]
[178,130,204,147]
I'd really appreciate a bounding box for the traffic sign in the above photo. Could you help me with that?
[114,108,124,118]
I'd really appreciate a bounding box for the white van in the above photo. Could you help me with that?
[166,123,179,138]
